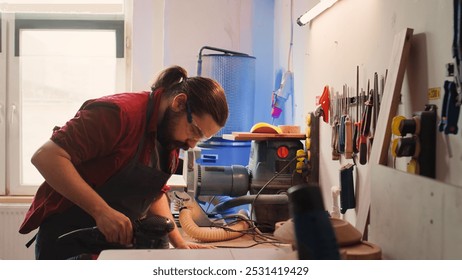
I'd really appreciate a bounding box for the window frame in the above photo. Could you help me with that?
[14,13,125,58]
[0,13,6,196]
[3,11,126,195]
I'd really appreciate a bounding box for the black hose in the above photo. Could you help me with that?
[212,194,288,213]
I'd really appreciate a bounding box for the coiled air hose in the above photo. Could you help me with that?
[178,207,250,242]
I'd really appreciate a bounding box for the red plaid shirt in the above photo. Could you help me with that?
[19,90,179,234]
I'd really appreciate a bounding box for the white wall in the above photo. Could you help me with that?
[127,0,165,91]
[275,0,459,228]
[273,0,316,126]
[163,0,253,76]
[133,0,275,125]
[137,0,461,230]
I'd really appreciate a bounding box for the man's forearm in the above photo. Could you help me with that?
[31,140,110,217]
[149,193,187,248]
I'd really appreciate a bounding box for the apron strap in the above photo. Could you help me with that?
[25,233,37,248]
[131,92,155,162]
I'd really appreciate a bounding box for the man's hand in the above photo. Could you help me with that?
[95,207,133,245]
[175,241,216,249]
[31,140,134,246]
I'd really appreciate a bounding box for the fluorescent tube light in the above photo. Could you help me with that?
[297,0,340,26]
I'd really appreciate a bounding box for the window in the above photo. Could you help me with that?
[0,13,6,196]
[1,2,126,195]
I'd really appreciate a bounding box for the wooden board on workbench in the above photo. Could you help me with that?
[223,132,305,141]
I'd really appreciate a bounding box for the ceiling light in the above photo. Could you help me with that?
[297,0,340,26]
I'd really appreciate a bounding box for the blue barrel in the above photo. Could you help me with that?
[196,139,251,166]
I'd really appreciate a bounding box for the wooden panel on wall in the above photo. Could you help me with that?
[369,164,462,259]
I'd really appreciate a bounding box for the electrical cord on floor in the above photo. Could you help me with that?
[209,215,290,249]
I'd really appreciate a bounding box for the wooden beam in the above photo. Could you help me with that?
[356,28,414,236]
[222,132,305,141]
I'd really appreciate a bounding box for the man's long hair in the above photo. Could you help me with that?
[151,65,228,127]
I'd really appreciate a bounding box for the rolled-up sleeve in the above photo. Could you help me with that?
[51,105,123,165]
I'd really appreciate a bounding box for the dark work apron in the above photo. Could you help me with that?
[35,93,172,260]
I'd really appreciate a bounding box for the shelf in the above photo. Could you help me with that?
[222,132,305,141]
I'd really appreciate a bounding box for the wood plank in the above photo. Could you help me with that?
[371,28,414,165]
[223,132,305,141]
[356,28,414,236]
[98,247,296,260]
[0,196,33,204]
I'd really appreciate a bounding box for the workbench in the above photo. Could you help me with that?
[96,175,297,260]
[97,230,297,260]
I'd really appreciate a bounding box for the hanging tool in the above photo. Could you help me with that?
[359,90,373,165]
[315,85,331,123]
[391,105,437,178]
[452,0,462,105]
[367,73,379,150]
[391,113,420,160]
[345,87,353,159]
[439,80,460,134]
[356,89,365,155]
[438,80,459,158]
[329,89,333,123]
[357,80,370,156]
[372,72,379,136]
[271,71,294,122]
[338,85,347,154]
[353,66,360,154]
[331,91,340,160]
[339,163,356,214]
[380,72,386,114]
[391,135,420,158]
